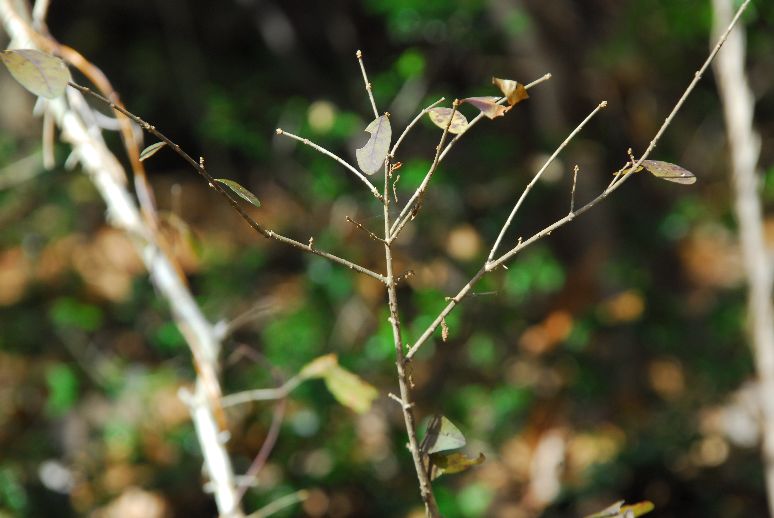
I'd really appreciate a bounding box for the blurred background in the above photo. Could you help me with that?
[1,0,773,516]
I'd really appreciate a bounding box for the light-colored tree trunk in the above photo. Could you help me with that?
[711,1,774,515]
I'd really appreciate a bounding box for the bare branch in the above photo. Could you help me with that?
[570,164,579,214]
[246,489,308,518]
[406,0,751,361]
[66,83,386,283]
[356,49,379,119]
[487,101,607,262]
[390,96,445,158]
[390,99,460,239]
[346,216,385,243]
[275,128,383,200]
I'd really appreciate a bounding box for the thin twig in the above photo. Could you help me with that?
[390,73,552,239]
[392,173,401,203]
[346,216,385,243]
[487,101,606,262]
[221,376,303,407]
[390,99,460,239]
[66,82,387,283]
[570,164,579,214]
[356,49,379,119]
[275,128,382,200]
[381,140,440,515]
[406,0,751,361]
[246,489,308,518]
[390,96,445,157]
[232,398,287,513]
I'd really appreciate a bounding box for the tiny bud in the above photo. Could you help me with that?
[600,101,608,108]
[275,128,283,135]
[356,50,362,59]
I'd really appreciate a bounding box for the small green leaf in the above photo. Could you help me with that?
[460,96,509,119]
[427,107,468,134]
[0,49,71,99]
[323,364,379,414]
[214,178,261,207]
[640,160,696,185]
[356,114,392,175]
[421,415,466,454]
[139,141,167,161]
[429,451,485,480]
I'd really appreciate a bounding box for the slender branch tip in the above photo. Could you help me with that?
[275,128,283,135]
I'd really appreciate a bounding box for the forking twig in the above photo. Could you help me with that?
[405,0,752,361]
[390,73,553,237]
[390,99,460,240]
[487,101,607,262]
[355,49,442,516]
[66,82,387,284]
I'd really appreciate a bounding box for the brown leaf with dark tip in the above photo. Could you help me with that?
[460,97,509,119]
[492,77,529,106]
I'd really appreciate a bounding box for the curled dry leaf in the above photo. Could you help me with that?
[427,107,468,134]
[214,178,261,208]
[356,114,392,175]
[0,49,72,99]
[460,96,509,119]
[492,77,529,106]
[139,142,167,162]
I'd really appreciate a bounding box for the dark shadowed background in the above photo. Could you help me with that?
[1,0,773,516]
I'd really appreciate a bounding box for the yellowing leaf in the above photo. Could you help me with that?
[0,49,72,99]
[620,501,655,517]
[639,160,696,185]
[298,354,338,380]
[421,415,466,454]
[139,141,167,162]
[584,500,655,518]
[429,451,485,480]
[427,107,468,134]
[492,77,529,106]
[460,96,509,119]
[356,114,392,175]
[214,178,261,207]
[323,364,379,414]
